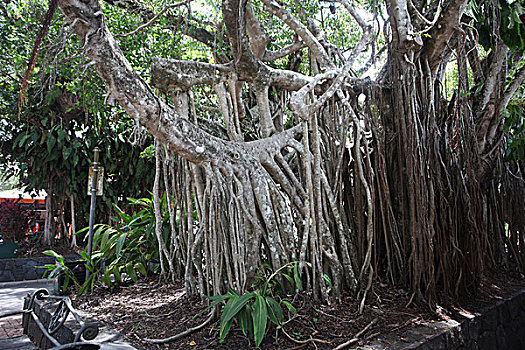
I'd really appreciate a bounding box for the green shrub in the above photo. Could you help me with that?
[83,198,160,289]
[204,262,304,347]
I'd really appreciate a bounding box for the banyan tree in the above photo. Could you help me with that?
[34,0,525,306]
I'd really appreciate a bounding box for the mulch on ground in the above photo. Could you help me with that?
[16,243,83,258]
[70,270,525,350]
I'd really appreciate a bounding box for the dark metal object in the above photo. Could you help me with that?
[86,147,100,280]
[0,288,100,348]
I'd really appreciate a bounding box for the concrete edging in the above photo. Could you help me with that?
[0,256,79,283]
[358,285,525,349]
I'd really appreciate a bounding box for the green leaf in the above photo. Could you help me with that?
[92,225,106,248]
[63,274,70,293]
[115,233,127,256]
[265,296,284,325]
[220,293,254,340]
[113,265,122,282]
[43,250,64,265]
[62,147,73,160]
[102,269,112,286]
[282,273,295,287]
[219,318,234,343]
[80,251,93,264]
[78,275,94,296]
[281,300,296,314]
[46,133,56,153]
[323,273,333,288]
[237,306,253,337]
[193,295,231,321]
[114,205,131,223]
[207,294,234,303]
[135,262,148,277]
[75,226,89,236]
[126,262,138,282]
[17,133,28,148]
[293,262,303,291]
[100,229,111,251]
[252,295,268,347]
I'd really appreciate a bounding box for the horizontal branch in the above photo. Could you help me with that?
[262,41,305,62]
[151,58,234,90]
[152,56,316,91]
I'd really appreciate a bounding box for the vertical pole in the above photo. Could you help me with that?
[86,147,100,281]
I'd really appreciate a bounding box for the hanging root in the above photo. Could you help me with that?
[143,310,215,344]
[281,328,330,346]
[333,318,378,350]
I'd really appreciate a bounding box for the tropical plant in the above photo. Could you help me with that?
[39,250,81,294]
[83,198,161,289]
[77,250,105,295]
[19,0,525,314]
[204,262,303,347]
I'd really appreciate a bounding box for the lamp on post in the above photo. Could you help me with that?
[86,147,102,280]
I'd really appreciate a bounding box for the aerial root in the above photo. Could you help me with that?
[281,328,330,347]
[143,310,214,344]
[333,317,378,350]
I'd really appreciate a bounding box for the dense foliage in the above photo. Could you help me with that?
[0,200,35,242]
[1,0,157,245]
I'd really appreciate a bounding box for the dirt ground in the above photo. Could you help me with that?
[71,270,525,350]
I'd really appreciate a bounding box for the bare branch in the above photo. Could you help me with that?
[499,58,525,117]
[246,5,271,59]
[262,0,334,69]
[262,40,305,62]
[116,0,191,38]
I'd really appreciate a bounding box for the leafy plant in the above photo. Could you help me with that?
[0,200,34,242]
[203,262,303,347]
[39,250,81,294]
[79,197,160,289]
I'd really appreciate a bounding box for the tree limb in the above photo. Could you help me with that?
[421,0,468,72]
[151,58,234,90]
[116,0,191,38]
[262,0,334,69]
[498,59,525,117]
